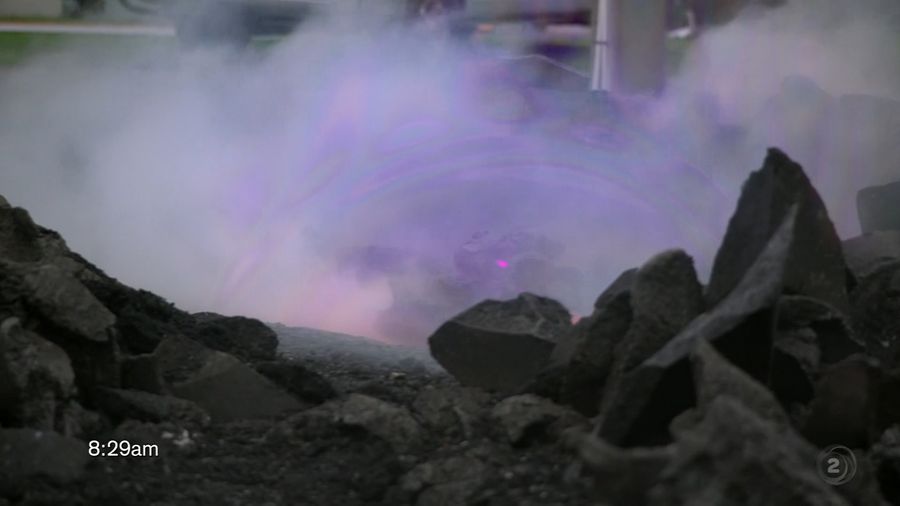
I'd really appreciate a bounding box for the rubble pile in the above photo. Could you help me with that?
[1,148,899,505]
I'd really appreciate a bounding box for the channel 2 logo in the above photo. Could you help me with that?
[817,445,858,486]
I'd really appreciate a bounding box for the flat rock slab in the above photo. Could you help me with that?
[706,148,848,312]
[155,336,302,422]
[429,293,571,392]
[0,429,88,496]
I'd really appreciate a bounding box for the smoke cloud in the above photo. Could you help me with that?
[0,0,898,344]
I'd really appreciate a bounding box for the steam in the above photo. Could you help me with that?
[0,0,898,344]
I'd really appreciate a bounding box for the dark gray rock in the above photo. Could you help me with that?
[857,181,900,234]
[412,386,490,438]
[770,295,863,411]
[647,396,852,506]
[428,293,571,392]
[284,393,423,454]
[540,268,635,415]
[599,250,704,419]
[0,317,75,431]
[490,394,586,446]
[398,455,492,506]
[706,148,848,312]
[187,313,278,363]
[0,205,43,263]
[567,428,674,506]
[803,355,881,448]
[843,231,900,277]
[154,336,302,422]
[120,353,167,395]
[0,429,88,496]
[597,206,797,446]
[94,387,210,426]
[849,260,900,368]
[873,426,900,504]
[255,360,337,404]
[690,339,788,426]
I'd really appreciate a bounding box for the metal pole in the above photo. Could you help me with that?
[590,0,613,92]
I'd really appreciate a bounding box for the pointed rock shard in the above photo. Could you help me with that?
[707,148,848,311]
[597,206,797,446]
[428,293,571,392]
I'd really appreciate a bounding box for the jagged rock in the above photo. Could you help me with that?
[288,394,423,454]
[803,355,881,448]
[490,394,586,446]
[154,336,302,422]
[599,250,704,418]
[412,386,490,438]
[648,396,852,506]
[187,313,278,363]
[120,353,167,395]
[690,339,788,426]
[857,181,900,234]
[0,261,120,396]
[428,293,571,392]
[706,148,848,312]
[849,260,900,368]
[0,429,88,496]
[777,296,862,365]
[398,455,492,506]
[0,204,43,263]
[843,231,900,277]
[0,317,75,430]
[255,361,338,404]
[94,387,210,426]
[542,268,634,415]
[597,206,797,446]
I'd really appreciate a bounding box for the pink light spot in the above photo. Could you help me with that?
[495,259,509,269]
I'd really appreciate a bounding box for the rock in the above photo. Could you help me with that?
[297,394,423,454]
[857,181,900,234]
[412,386,491,438]
[599,250,704,418]
[849,260,900,368]
[0,429,88,496]
[597,206,797,446]
[803,355,881,448]
[490,394,586,446]
[690,339,788,426]
[428,293,571,392]
[94,387,210,426]
[154,336,303,422]
[873,426,900,504]
[843,231,900,277]
[706,148,848,312]
[0,205,43,263]
[879,369,900,434]
[120,353,167,395]
[567,428,674,506]
[255,360,338,404]
[186,313,278,363]
[398,455,492,506]
[544,268,634,415]
[770,296,863,410]
[0,261,120,396]
[0,317,76,431]
[647,396,852,506]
